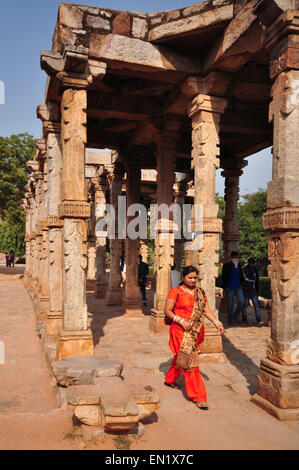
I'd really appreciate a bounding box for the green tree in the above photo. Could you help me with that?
[216,193,225,265]
[0,133,35,256]
[238,189,268,273]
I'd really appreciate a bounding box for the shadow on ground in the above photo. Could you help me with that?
[222,335,259,395]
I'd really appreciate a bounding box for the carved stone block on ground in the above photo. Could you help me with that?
[53,356,123,386]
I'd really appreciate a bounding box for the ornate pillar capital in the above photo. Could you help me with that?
[188,94,227,121]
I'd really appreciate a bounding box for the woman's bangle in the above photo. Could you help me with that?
[174,315,184,325]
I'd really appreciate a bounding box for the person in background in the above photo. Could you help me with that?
[242,257,264,327]
[138,254,149,305]
[222,251,245,325]
[10,251,15,268]
[171,263,181,288]
[5,253,9,268]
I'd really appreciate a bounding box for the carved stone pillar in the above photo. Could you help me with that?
[173,180,187,272]
[123,165,143,317]
[40,153,50,315]
[46,126,64,335]
[150,129,177,332]
[140,240,149,263]
[24,193,31,287]
[251,5,299,420]
[106,165,124,306]
[35,171,44,300]
[57,88,93,360]
[188,94,227,356]
[93,175,109,299]
[221,158,248,263]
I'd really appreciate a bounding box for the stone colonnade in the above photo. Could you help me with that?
[23,0,299,420]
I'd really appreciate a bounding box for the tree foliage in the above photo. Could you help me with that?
[238,189,268,272]
[0,133,35,256]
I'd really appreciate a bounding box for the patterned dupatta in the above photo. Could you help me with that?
[176,286,206,371]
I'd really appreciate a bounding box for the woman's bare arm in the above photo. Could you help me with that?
[164,298,191,331]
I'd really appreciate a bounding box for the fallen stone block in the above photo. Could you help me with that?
[53,356,123,386]
[66,380,160,432]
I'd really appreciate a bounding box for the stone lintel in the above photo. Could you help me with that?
[263,207,299,231]
[47,215,64,228]
[253,0,296,27]
[265,9,299,50]
[188,94,227,118]
[89,33,202,74]
[56,328,94,361]
[59,201,90,219]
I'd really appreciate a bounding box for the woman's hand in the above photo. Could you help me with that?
[181,319,192,331]
[216,324,224,336]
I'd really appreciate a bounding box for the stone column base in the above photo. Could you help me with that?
[251,394,299,421]
[94,281,108,299]
[56,329,94,361]
[149,309,169,333]
[106,287,123,306]
[123,298,143,317]
[86,279,96,291]
[254,357,299,413]
[46,311,63,336]
[199,327,222,354]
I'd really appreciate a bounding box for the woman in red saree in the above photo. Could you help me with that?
[164,265,224,410]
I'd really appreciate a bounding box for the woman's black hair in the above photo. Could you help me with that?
[182,265,199,277]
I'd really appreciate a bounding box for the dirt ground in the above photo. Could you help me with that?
[0,266,298,450]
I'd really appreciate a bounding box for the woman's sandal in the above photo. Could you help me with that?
[194,401,209,410]
[164,381,181,389]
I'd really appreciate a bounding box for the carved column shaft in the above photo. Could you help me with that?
[94,175,109,299]
[188,94,227,355]
[189,95,227,313]
[123,165,143,316]
[106,169,124,305]
[57,88,93,360]
[46,128,64,335]
[251,7,299,419]
[221,162,247,263]
[173,181,187,271]
[150,131,176,332]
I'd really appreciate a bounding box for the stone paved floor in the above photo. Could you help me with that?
[0,268,298,450]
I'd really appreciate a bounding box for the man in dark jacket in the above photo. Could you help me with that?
[138,254,149,305]
[222,251,245,324]
[242,258,264,327]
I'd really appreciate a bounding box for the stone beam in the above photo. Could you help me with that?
[222,134,273,158]
[254,0,298,26]
[203,0,265,74]
[89,33,202,74]
[148,3,234,42]
[221,109,272,135]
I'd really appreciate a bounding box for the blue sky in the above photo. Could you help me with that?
[0,0,272,196]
